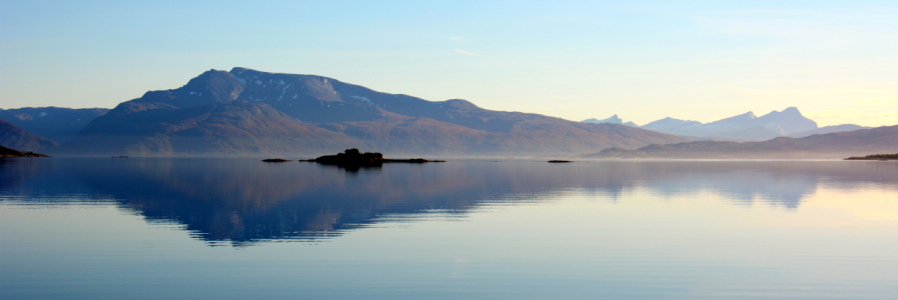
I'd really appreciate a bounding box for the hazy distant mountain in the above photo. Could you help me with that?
[640,107,826,141]
[0,107,109,143]
[57,68,686,157]
[583,125,898,159]
[0,118,58,152]
[582,115,638,127]
[641,117,704,135]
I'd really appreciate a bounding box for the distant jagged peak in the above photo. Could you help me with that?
[759,107,804,117]
[660,116,697,122]
[782,106,801,114]
[760,106,803,118]
[726,111,757,120]
[582,114,626,125]
[642,116,702,127]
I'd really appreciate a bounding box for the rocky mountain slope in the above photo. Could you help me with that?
[0,118,58,152]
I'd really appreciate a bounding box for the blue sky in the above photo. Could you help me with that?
[2,1,896,126]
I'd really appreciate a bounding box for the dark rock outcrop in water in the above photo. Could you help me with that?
[261,158,291,162]
[308,149,443,169]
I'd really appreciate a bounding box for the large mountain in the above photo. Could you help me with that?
[0,118,58,152]
[583,125,898,159]
[56,68,687,157]
[0,107,109,143]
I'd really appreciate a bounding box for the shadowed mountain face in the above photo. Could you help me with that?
[2,158,896,245]
[585,125,898,159]
[0,107,109,144]
[0,118,58,152]
[55,68,686,157]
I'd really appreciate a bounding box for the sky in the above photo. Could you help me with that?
[1,0,896,127]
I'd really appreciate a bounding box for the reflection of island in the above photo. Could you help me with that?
[2,158,898,245]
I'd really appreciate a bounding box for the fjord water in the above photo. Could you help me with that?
[1,158,897,299]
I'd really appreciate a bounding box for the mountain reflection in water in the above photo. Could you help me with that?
[1,158,896,245]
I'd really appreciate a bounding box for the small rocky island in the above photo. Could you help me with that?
[261,158,292,162]
[0,145,49,157]
[845,153,898,161]
[301,148,444,168]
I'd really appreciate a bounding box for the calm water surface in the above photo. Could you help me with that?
[1,158,897,299]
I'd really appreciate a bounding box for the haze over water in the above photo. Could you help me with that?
[1,158,897,299]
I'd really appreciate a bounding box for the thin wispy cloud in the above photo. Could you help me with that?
[449,37,464,42]
[454,49,481,57]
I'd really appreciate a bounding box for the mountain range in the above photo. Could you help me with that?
[584,125,898,159]
[1,68,892,158]
[47,68,687,157]
[0,107,109,144]
[584,108,869,141]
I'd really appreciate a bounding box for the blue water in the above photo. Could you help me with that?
[1,158,897,299]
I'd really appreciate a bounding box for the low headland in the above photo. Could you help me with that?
[0,145,50,157]
[844,153,898,161]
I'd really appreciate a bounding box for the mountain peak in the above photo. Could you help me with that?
[230,67,251,73]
